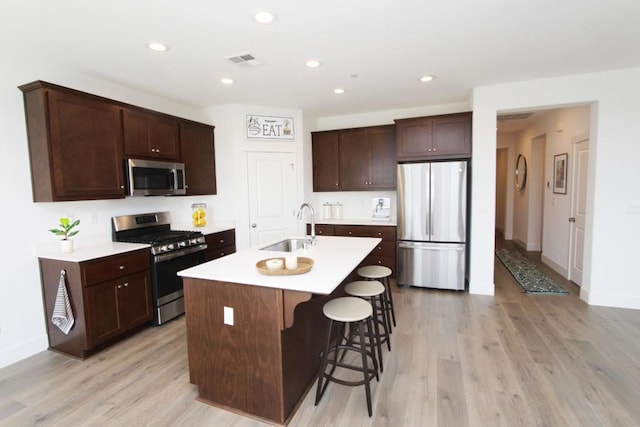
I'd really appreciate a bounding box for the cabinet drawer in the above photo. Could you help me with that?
[82,250,150,286]
[308,224,335,236]
[362,226,395,241]
[205,230,236,251]
[369,240,396,257]
[334,224,396,241]
[206,244,236,262]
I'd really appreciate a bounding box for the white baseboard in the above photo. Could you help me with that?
[541,253,569,279]
[514,238,526,250]
[582,288,640,310]
[0,335,48,370]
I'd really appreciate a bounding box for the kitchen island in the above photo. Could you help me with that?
[178,235,380,425]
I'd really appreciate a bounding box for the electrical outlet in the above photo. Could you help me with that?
[223,306,234,326]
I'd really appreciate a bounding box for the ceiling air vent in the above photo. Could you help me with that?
[497,112,533,122]
[226,52,262,67]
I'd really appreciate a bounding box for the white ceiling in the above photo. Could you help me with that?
[3,1,640,117]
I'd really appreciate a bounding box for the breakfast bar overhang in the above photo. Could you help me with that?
[178,235,380,425]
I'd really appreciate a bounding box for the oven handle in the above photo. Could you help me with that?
[154,244,208,263]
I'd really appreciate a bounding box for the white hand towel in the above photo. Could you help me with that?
[52,271,74,335]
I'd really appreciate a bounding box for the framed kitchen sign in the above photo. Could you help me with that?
[553,153,568,194]
[246,114,295,140]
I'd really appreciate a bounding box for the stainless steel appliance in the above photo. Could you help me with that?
[396,161,467,290]
[125,158,186,196]
[112,212,207,324]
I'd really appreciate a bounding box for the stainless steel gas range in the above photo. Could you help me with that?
[112,212,207,325]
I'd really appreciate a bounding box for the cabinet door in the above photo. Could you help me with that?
[118,271,152,330]
[395,118,433,161]
[368,126,396,189]
[339,130,370,190]
[86,280,121,347]
[180,121,217,195]
[122,107,179,160]
[47,89,125,200]
[312,131,340,191]
[431,113,472,158]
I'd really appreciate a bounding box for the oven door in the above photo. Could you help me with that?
[152,245,206,325]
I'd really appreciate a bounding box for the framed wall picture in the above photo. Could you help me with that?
[553,153,568,194]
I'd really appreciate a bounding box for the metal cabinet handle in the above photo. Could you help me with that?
[119,265,125,270]
[251,223,257,228]
[569,217,576,222]
[124,283,129,287]
[117,284,122,289]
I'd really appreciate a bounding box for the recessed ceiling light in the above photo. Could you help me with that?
[306,59,321,68]
[220,78,234,85]
[334,88,345,94]
[419,75,435,82]
[147,42,168,52]
[254,9,276,24]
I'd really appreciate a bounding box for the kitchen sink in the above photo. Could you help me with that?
[260,238,308,252]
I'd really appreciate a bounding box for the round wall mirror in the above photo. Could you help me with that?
[515,154,527,191]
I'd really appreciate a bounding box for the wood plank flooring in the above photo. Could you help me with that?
[2,237,640,426]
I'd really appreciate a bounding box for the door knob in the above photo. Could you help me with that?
[251,223,257,228]
[569,217,576,222]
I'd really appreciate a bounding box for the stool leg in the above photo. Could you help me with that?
[369,295,383,372]
[315,318,335,405]
[377,294,392,352]
[358,319,373,417]
[385,277,397,327]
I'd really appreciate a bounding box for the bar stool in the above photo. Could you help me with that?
[358,265,396,329]
[344,280,391,372]
[315,297,378,417]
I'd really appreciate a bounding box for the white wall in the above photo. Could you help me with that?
[202,105,305,251]
[473,68,640,308]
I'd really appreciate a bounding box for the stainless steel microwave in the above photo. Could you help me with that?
[125,158,186,196]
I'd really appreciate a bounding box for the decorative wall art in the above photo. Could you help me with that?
[246,114,295,140]
[553,153,568,194]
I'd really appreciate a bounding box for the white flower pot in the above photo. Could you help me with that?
[60,239,74,253]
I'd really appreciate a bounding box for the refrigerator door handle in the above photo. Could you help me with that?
[398,242,464,251]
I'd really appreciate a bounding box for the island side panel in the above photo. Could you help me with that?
[183,278,286,423]
[281,292,332,420]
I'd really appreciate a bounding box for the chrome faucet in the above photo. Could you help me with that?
[296,202,316,245]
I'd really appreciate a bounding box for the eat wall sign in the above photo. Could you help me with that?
[246,114,295,140]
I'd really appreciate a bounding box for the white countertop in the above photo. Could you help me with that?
[171,221,236,234]
[37,241,150,262]
[36,221,236,262]
[313,218,396,226]
[178,235,380,295]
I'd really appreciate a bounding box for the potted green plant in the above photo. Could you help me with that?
[49,217,80,253]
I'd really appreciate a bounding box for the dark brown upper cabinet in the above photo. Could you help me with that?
[122,107,180,161]
[395,112,472,161]
[20,81,126,202]
[20,80,219,201]
[179,120,217,195]
[312,131,340,191]
[312,125,396,192]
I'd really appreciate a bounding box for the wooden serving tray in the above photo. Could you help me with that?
[256,257,314,276]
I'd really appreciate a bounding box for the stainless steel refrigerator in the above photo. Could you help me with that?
[396,161,467,290]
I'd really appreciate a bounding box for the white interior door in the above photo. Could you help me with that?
[247,152,297,247]
[569,138,589,285]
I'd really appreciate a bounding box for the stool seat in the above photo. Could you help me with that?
[323,297,372,323]
[357,265,392,279]
[345,280,385,298]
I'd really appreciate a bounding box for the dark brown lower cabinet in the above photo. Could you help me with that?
[204,229,236,261]
[307,223,396,276]
[38,249,152,359]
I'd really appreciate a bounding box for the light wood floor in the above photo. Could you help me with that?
[2,238,640,426]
